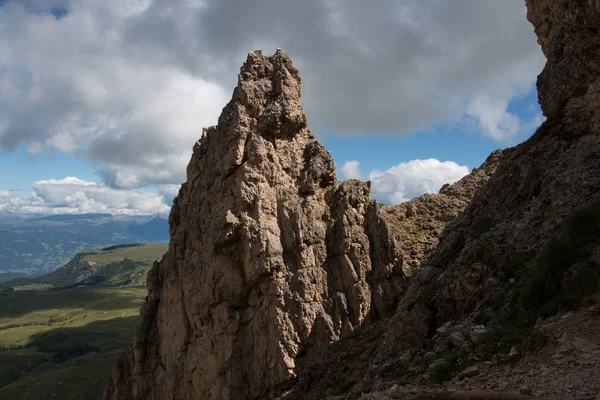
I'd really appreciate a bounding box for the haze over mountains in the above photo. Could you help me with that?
[0,213,169,282]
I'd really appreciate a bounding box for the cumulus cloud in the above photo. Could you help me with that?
[0,177,171,215]
[466,95,521,142]
[0,0,544,189]
[340,160,363,180]
[367,159,470,205]
[158,184,181,203]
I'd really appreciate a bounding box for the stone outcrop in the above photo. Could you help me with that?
[103,49,410,400]
[380,150,503,275]
[103,47,503,400]
[526,0,600,131]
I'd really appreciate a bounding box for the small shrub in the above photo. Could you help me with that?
[430,348,468,384]
[477,322,527,357]
[419,282,437,304]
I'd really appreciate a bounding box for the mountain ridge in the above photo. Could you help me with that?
[0,214,169,280]
[1,242,167,291]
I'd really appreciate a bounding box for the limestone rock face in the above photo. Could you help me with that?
[103,50,406,400]
[526,0,600,130]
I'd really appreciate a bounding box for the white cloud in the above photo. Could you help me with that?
[0,0,544,189]
[158,184,181,203]
[368,159,470,205]
[466,95,521,142]
[340,160,363,180]
[0,1,229,188]
[0,177,171,215]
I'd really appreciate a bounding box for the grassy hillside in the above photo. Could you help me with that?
[3,243,168,291]
[0,287,146,399]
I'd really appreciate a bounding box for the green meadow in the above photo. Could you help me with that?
[0,287,146,399]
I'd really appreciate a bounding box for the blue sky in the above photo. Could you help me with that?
[322,87,542,175]
[0,0,546,214]
[0,146,97,192]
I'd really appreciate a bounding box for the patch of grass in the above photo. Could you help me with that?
[511,119,552,160]
[80,243,167,267]
[518,200,600,323]
[404,263,420,277]
[477,321,527,357]
[12,284,54,292]
[419,282,437,305]
[0,287,144,399]
[0,287,145,320]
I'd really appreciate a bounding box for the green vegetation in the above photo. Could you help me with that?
[0,287,145,399]
[81,243,166,267]
[476,321,528,356]
[476,200,600,355]
[518,200,600,322]
[3,243,167,291]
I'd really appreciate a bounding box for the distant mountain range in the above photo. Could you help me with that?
[1,243,168,290]
[0,214,169,281]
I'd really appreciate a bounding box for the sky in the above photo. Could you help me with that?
[0,0,546,215]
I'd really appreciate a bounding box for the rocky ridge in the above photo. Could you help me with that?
[379,150,504,275]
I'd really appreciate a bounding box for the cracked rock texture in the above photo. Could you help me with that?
[103,49,498,400]
[103,49,410,400]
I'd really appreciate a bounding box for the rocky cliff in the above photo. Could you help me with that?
[103,50,407,400]
[283,0,600,398]
[102,49,500,400]
[380,150,503,276]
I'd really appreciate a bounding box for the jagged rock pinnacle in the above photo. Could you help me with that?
[102,50,405,400]
[231,49,306,138]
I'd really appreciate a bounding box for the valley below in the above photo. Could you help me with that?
[0,243,167,399]
[0,286,146,400]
